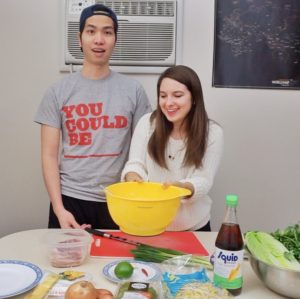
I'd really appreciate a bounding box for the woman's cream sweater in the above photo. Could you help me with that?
[122,113,224,231]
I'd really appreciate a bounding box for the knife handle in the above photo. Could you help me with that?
[85,228,108,237]
[85,228,142,246]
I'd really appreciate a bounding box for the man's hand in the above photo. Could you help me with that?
[56,209,91,229]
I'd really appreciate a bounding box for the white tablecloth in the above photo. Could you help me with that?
[0,229,284,298]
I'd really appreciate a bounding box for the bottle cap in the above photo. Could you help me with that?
[226,194,238,206]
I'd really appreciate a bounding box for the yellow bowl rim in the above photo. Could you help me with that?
[104,181,191,201]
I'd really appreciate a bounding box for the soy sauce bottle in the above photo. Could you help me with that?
[213,194,244,296]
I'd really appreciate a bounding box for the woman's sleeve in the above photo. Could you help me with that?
[121,113,151,181]
[180,123,224,199]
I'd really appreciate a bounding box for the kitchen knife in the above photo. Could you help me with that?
[85,228,148,246]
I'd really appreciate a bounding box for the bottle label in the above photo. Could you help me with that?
[213,248,244,289]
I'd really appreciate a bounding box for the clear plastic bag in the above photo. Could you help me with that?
[161,255,232,299]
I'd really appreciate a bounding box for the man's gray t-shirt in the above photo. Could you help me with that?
[35,71,151,202]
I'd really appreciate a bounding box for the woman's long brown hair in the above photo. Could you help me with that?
[148,65,209,169]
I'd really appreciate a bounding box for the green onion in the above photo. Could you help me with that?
[131,244,213,270]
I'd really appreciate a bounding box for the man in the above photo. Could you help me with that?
[35,4,151,229]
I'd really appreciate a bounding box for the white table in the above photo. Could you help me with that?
[0,229,284,298]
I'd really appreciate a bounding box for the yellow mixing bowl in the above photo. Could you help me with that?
[105,182,191,236]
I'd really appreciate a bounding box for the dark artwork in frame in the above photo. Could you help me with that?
[213,0,300,89]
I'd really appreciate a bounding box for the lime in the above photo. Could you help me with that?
[114,261,134,279]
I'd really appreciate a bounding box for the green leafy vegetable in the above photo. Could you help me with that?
[271,224,300,263]
[245,231,300,271]
[131,244,213,270]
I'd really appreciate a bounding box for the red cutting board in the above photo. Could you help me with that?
[90,231,209,257]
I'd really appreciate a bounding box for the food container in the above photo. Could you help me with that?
[247,249,300,299]
[46,229,92,268]
[105,182,191,236]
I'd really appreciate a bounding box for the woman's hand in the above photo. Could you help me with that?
[124,171,144,182]
[163,181,194,197]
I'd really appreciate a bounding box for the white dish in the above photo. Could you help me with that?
[0,260,43,298]
[103,260,161,283]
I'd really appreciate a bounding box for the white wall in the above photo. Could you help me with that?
[0,0,299,238]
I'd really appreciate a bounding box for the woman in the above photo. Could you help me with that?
[122,65,224,231]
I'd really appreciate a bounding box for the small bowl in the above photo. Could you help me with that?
[105,182,191,236]
[247,249,300,299]
[46,229,92,268]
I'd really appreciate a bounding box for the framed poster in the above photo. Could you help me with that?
[213,0,300,89]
